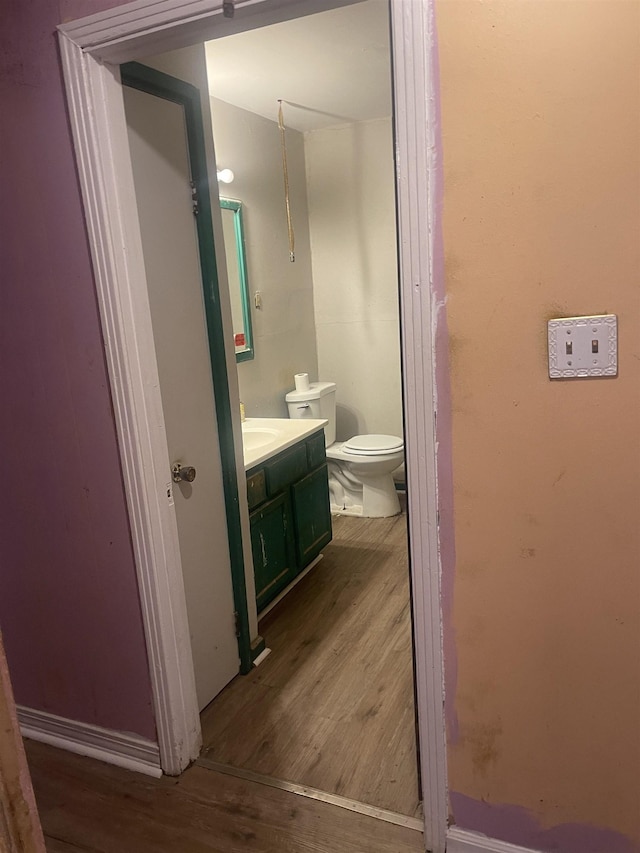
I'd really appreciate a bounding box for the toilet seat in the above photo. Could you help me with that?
[342,434,404,456]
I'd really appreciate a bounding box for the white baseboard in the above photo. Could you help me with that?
[447,827,543,853]
[18,706,162,778]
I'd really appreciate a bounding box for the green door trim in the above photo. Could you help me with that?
[121,61,254,674]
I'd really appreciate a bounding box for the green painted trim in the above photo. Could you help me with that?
[220,198,254,363]
[121,61,253,675]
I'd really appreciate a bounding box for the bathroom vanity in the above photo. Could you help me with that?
[243,419,332,611]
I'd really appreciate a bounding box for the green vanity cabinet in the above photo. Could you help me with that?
[291,465,332,567]
[264,442,308,495]
[246,428,332,612]
[250,493,297,612]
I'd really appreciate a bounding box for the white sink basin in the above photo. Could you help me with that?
[242,426,279,451]
[241,417,328,470]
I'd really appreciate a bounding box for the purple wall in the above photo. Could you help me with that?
[451,794,639,853]
[0,0,155,740]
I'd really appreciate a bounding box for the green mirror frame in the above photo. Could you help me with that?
[220,198,254,363]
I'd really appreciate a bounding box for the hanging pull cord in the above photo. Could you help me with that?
[278,100,295,263]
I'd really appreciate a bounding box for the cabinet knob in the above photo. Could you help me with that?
[172,463,196,483]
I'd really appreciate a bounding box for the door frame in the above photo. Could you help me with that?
[58,1,447,850]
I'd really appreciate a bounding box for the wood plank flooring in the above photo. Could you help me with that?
[26,740,423,853]
[201,513,420,817]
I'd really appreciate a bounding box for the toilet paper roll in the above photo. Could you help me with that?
[294,373,310,392]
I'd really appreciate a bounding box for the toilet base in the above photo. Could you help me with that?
[328,464,401,518]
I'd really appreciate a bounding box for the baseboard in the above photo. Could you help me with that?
[447,827,543,853]
[18,705,162,778]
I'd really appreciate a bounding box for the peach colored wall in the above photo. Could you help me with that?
[437,1,640,851]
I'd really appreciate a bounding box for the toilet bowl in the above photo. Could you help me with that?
[285,381,404,518]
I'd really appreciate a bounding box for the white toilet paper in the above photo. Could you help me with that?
[294,373,310,392]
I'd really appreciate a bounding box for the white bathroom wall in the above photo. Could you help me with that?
[304,118,403,441]
[210,98,318,417]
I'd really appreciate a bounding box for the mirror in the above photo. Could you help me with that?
[220,198,253,362]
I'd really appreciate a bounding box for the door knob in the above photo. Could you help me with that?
[172,463,196,483]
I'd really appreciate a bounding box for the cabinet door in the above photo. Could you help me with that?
[291,464,333,568]
[250,493,297,611]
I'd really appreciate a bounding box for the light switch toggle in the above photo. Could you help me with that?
[592,340,598,353]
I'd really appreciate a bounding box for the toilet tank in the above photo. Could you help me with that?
[285,381,336,445]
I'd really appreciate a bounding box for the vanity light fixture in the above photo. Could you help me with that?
[217,168,234,184]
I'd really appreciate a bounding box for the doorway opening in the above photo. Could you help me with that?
[58,0,447,849]
[202,0,420,819]
[122,0,419,820]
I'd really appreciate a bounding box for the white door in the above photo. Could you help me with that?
[124,84,239,710]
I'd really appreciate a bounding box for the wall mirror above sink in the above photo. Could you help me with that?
[220,198,253,362]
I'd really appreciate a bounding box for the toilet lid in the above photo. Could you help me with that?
[342,434,404,455]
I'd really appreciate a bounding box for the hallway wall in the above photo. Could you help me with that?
[437,1,640,850]
[0,0,155,739]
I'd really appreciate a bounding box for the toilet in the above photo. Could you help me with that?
[285,381,404,518]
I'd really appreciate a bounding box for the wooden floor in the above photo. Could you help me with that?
[201,513,420,817]
[26,740,423,853]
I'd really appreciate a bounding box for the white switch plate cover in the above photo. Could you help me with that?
[548,314,617,378]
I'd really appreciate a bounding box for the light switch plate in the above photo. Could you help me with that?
[548,314,617,379]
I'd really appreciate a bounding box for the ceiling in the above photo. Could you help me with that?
[204,0,392,133]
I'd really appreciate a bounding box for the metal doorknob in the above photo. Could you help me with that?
[172,463,196,483]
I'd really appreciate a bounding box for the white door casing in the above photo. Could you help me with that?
[57,1,447,851]
[124,79,240,711]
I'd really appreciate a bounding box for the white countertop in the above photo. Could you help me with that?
[242,417,328,471]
